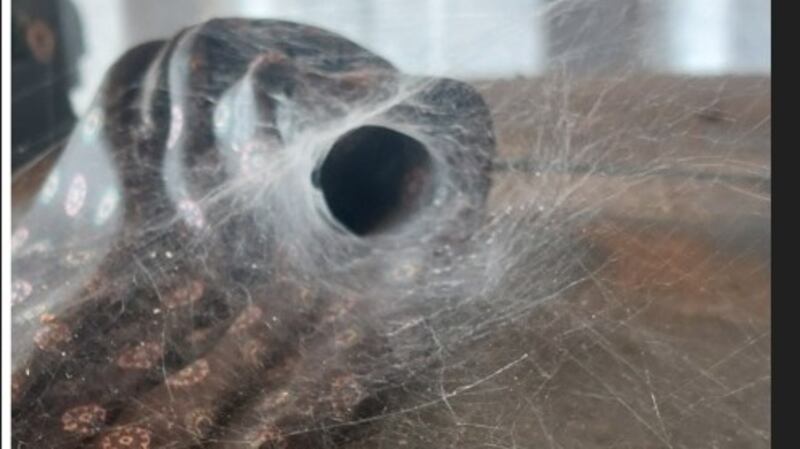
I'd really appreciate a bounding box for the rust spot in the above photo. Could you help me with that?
[166,358,210,387]
[26,19,55,63]
[34,320,71,351]
[116,341,163,370]
[99,426,152,449]
[61,404,107,435]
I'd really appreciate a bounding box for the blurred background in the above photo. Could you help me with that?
[55,0,773,114]
[11,0,771,169]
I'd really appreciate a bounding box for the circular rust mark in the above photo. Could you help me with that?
[334,328,360,348]
[34,320,71,351]
[65,250,95,267]
[230,305,264,334]
[330,374,364,418]
[166,358,210,387]
[116,341,163,370]
[190,54,205,71]
[11,372,24,403]
[249,424,286,449]
[184,408,214,436]
[11,280,33,305]
[61,403,107,435]
[26,19,56,63]
[99,426,152,449]
[260,390,291,409]
[322,297,358,323]
[241,339,267,365]
[162,279,204,309]
[186,327,213,344]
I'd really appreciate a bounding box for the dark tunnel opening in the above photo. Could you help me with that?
[316,126,434,236]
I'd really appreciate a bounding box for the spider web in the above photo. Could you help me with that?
[11,1,770,448]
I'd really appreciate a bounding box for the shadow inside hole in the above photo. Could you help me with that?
[317,126,434,236]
